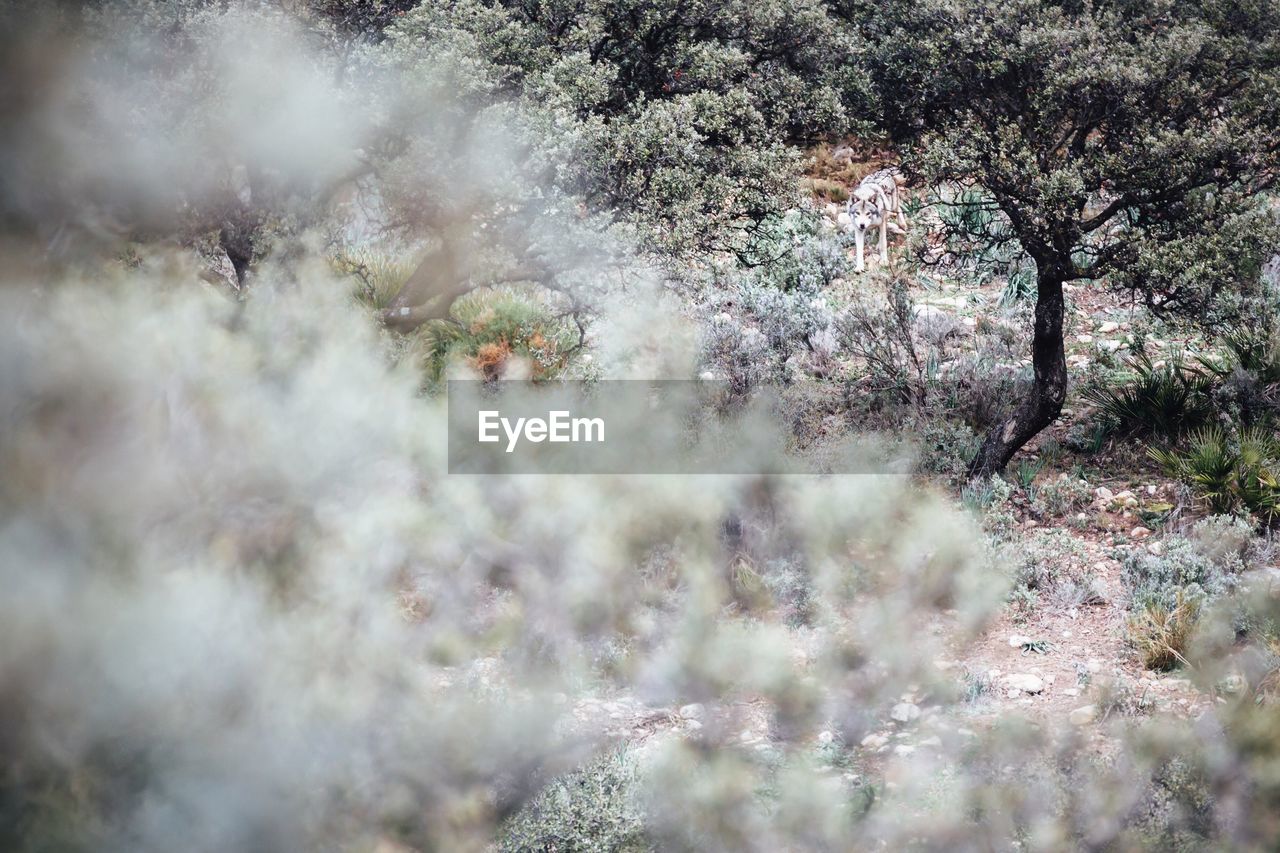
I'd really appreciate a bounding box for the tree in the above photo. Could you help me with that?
[846,0,1280,477]
[387,0,866,256]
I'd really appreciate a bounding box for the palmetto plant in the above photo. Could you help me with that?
[1150,426,1280,520]
[1085,353,1214,440]
[1199,328,1280,384]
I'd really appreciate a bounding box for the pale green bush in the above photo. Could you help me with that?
[1122,536,1243,611]
[500,752,652,853]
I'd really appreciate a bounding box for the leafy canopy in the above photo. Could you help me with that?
[852,0,1280,310]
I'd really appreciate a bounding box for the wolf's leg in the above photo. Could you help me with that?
[879,219,888,265]
[854,228,866,272]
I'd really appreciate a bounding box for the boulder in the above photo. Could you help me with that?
[891,702,921,723]
[1002,673,1045,695]
[1069,704,1098,726]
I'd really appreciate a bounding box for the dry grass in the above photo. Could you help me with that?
[804,141,899,203]
[1127,589,1201,670]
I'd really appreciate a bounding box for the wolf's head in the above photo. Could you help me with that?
[846,185,887,234]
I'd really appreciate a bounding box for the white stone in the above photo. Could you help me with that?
[1130,526,1153,540]
[680,703,704,719]
[1098,321,1120,333]
[891,702,921,723]
[860,733,889,748]
[1069,704,1098,726]
[1221,673,1247,695]
[1002,673,1045,694]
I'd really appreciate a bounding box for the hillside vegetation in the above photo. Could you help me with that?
[1,1,1279,851]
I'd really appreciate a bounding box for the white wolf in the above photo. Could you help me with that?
[845,167,907,272]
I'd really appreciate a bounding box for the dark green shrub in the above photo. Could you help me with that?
[1084,354,1213,440]
[1150,426,1280,520]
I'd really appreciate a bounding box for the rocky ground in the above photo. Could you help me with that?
[543,185,1276,779]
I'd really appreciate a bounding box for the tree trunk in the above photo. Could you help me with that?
[967,271,1068,479]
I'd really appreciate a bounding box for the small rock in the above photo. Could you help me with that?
[1147,542,1165,556]
[1002,673,1046,695]
[680,703,704,720]
[891,702,921,723]
[817,730,836,746]
[1086,659,1103,673]
[1062,687,1081,698]
[1076,334,1094,343]
[1069,704,1098,726]
[1130,526,1152,540]
[1094,486,1114,502]
[1008,634,1032,648]
[1220,673,1247,695]
[1098,321,1120,333]
[893,744,916,756]
[912,304,960,339]
[919,736,943,748]
[1100,339,1124,353]
[861,733,889,749]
